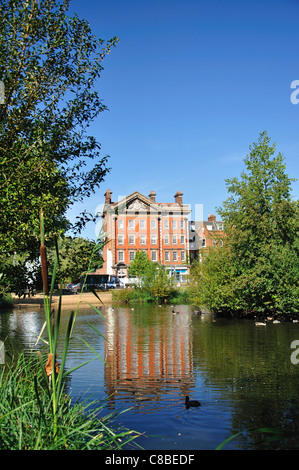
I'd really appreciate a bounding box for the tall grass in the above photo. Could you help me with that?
[0,353,139,450]
[0,212,141,450]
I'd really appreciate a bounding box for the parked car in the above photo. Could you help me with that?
[97,280,124,289]
[66,283,81,293]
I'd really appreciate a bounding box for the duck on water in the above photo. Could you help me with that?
[185,396,201,408]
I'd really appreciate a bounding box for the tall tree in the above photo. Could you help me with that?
[191,131,299,317]
[0,0,118,253]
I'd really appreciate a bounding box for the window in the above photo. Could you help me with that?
[128,219,135,230]
[181,250,186,262]
[118,219,124,229]
[118,251,124,262]
[180,235,185,245]
[172,220,177,230]
[164,219,169,229]
[151,250,157,262]
[180,220,184,230]
[151,235,157,245]
[202,238,206,247]
[164,235,169,245]
[150,219,157,229]
[140,235,146,245]
[118,234,124,245]
[173,251,178,262]
[129,251,135,262]
[165,251,170,262]
[129,235,135,245]
[140,219,146,230]
[172,235,177,245]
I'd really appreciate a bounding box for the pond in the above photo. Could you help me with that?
[1,303,299,450]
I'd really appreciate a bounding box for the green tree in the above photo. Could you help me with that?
[191,131,299,317]
[128,250,152,278]
[0,0,118,253]
[141,262,175,302]
[47,236,103,285]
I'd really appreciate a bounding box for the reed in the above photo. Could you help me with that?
[0,353,140,450]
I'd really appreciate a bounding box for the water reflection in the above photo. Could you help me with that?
[0,309,44,354]
[104,306,195,410]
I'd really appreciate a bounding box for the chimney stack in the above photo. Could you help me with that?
[208,214,216,222]
[174,190,183,204]
[104,189,112,204]
[149,190,156,202]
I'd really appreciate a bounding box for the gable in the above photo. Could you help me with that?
[112,191,159,213]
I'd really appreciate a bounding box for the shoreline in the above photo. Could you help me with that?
[11,291,113,309]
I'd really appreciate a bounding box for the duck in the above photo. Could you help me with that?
[255,321,267,326]
[185,396,201,408]
[172,309,180,315]
[273,319,280,324]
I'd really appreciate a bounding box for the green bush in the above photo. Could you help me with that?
[0,293,14,309]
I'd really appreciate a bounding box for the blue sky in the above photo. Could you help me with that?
[66,0,299,240]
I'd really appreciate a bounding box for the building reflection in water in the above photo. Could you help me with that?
[104,306,195,409]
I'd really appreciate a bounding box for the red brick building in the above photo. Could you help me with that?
[96,189,191,284]
[188,214,225,262]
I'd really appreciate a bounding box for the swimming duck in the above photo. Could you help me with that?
[255,320,266,326]
[185,396,201,408]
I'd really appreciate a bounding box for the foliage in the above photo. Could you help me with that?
[0,293,14,309]
[141,262,175,301]
[190,131,299,317]
[0,252,39,296]
[0,0,118,253]
[128,250,152,278]
[115,259,176,303]
[47,236,103,285]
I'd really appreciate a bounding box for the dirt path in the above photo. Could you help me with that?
[11,291,113,309]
